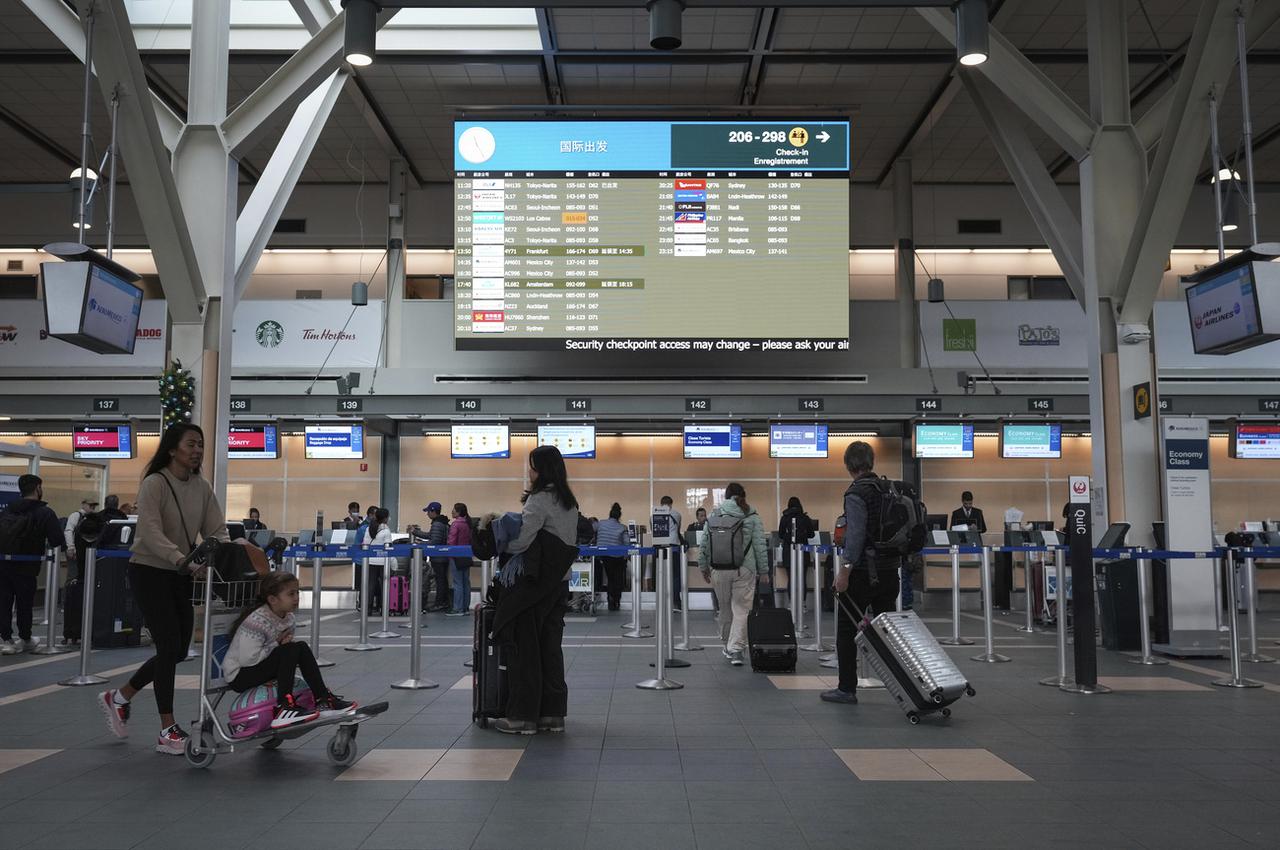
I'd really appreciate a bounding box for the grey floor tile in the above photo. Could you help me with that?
[360,822,484,850]
[692,821,811,850]
[589,797,691,823]
[588,821,697,850]
[472,819,588,850]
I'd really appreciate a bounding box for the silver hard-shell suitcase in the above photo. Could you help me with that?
[853,608,975,724]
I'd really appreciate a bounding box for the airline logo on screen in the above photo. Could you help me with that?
[86,297,126,325]
[1192,301,1242,330]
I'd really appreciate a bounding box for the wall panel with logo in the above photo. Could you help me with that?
[918,301,1088,369]
[232,300,385,369]
[0,301,167,370]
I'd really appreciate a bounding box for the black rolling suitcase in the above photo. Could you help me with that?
[472,602,508,727]
[63,578,83,642]
[91,555,144,648]
[747,607,797,673]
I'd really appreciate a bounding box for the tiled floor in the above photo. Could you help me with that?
[2,599,1280,848]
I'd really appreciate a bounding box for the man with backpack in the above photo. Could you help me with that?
[698,483,768,667]
[652,496,684,611]
[62,497,98,565]
[0,475,66,654]
[823,442,919,705]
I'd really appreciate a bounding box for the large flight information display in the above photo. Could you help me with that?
[453,120,851,352]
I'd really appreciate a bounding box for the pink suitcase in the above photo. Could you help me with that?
[227,677,315,739]
[389,575,411,615]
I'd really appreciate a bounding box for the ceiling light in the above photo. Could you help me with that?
[648,0,684,50]
[69,167,97,181]
[342,0,378,67]
[1212,168,1241,183]
[1222,193,1240,232]
[955,0,990,67]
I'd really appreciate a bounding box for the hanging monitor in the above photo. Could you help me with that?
[304,424,364,459]
[537,423,596,459]
[684,424,742,459]
[914,423,974,459]
[73,424,133,459]
[228,424,279,460]
[452,119,851,353]
[451,424,511,459]
[1229,419,1280,459]
[769,423,828,458]
[1183,246,1280,355]
[999,422,1062,459]
[40,243,143,355]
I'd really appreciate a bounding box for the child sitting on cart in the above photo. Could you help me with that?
[223,572,356,730]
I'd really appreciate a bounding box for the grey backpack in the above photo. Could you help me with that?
[706,509,748,569]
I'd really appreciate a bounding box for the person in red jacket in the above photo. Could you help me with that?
[445,503,474,616]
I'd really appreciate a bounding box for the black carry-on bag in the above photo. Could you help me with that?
[472,601,508,728]
[747,607,797,673]
[836,593,975,724]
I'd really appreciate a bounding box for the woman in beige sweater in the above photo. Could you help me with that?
[97,424,227,755]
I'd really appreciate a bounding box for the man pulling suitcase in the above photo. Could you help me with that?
[823,441,902,705]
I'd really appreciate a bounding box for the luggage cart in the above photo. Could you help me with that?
[182,541,387,770]
[567,557,596,615]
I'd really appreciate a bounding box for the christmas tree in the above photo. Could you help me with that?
[159,359,195,429]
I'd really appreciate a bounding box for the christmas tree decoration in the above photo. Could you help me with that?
[159,359,196,429]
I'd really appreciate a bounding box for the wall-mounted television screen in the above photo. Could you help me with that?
[537,424,596,459]
[1229,419,1280,459]
[1000,422,1062,459]
[684,424,742,459]
[41,258,143,355]
[914,423,974,459]
[769,424,828,458]
[1185,261,1280,354]
[72,424,132,459]
[304,424,364,460]
[451,424,511,459]
[228,424,279,460]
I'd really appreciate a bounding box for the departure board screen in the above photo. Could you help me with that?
[453,120,851,352]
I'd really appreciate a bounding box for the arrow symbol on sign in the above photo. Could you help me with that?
[817,131,831,143]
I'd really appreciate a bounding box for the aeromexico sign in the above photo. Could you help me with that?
[919,301,1087,368]
[232,300,384,368]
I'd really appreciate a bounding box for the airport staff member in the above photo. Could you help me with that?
[243,508,265,532]
[949,491,987,533]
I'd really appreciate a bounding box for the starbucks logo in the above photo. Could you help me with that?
[256,320,284,348]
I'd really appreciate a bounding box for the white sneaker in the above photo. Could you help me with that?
[19,639,38,653]
[0,640,18,656]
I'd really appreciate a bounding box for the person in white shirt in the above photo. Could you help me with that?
[63,498,98,561]
[362,507,393,614]
[654,496,684,611]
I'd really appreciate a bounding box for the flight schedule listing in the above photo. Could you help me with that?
[453,119,850,352]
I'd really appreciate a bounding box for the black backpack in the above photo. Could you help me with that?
[75,510,109,548]
[850,476,927,557]
[0,508,44,556]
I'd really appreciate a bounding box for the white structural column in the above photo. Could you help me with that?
[919,0,1275,543]
[385,159,409,370]
[172,0,237,501]
[892,158,916,368]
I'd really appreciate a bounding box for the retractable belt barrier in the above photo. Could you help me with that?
[58,546,132,687]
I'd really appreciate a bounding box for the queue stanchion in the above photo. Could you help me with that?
[938,547,974,646]
[1017,551,1037,634]
[1130,549,1168,666]
[653,548,690,668]
[971,547,1011,663]
[374,546,401,639]
[674,546,702,652]
[1213,550,1263,688]
[638,545,682,690]
[286,555,298,580]
[790,538,809,638]
[35,548,71,656]
[802,547,832,652]
[346,554,380,652]
[308,555,334,668]
[622,548,652,639]
[1240,554,1275,664]
[1040,548,1075,688]
[391,548,439,690]
[820,547,838,667]
[59,547,107,686]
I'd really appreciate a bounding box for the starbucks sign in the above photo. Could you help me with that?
[256,320,284,348]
